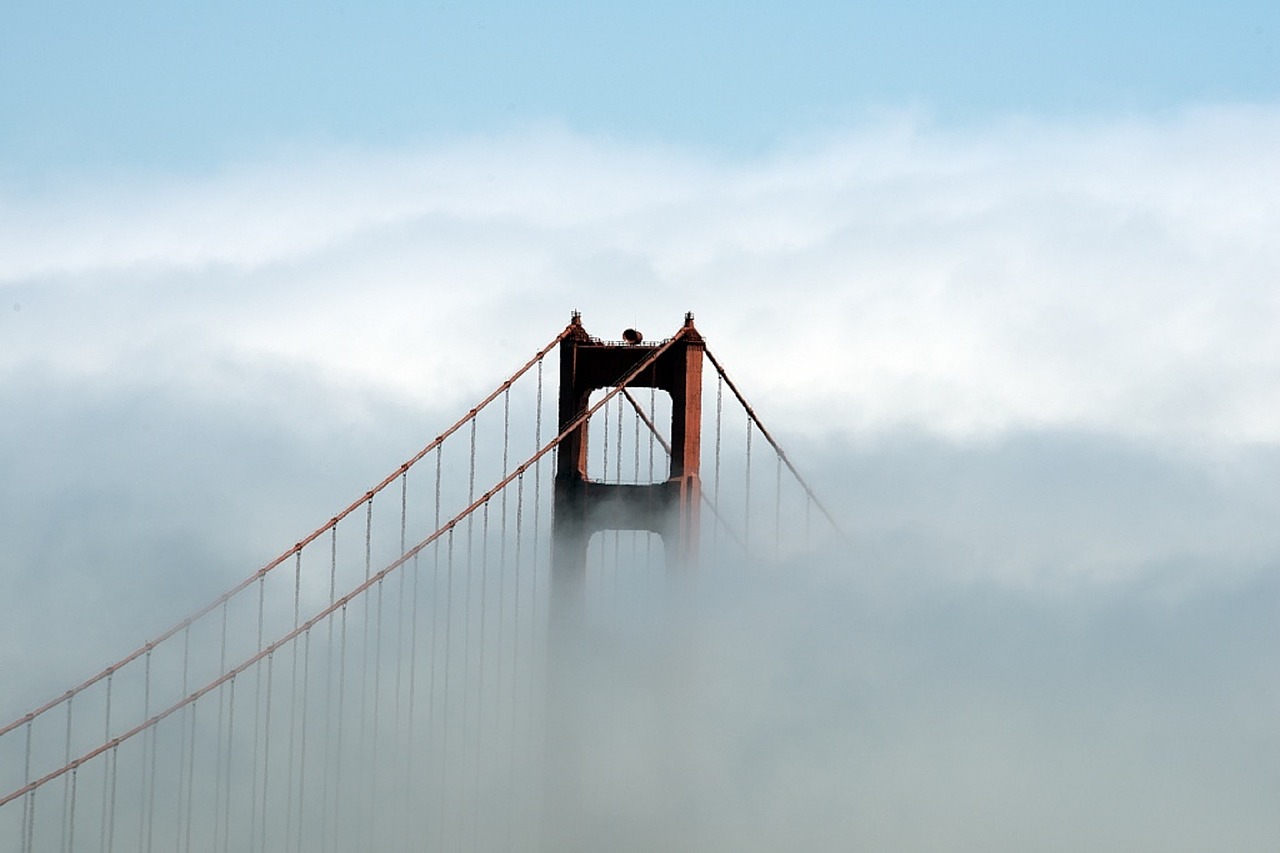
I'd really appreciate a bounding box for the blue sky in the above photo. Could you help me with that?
[2,4,1280,848]
[3,1,1277,179]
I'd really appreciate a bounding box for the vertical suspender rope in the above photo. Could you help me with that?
[319,528,336,853]
[259,651,275,853]
[358,497,373,844]
[105,744,118,853]
[438,528,456,853]
[402,555,421,853]
[136,649,151,851]
[632,389,641,566]
[99,671,113,853]
[20,718,32,853]
[648,387,657,565]
[745,413,753,553]
[184,706,196,853]
[144,653,158,853]
[775,454,783,559]
[806,496,813,548]
[509,471,525,847]
[427,446,443,839]
[334,599,349,848]
[66,768,77,853]
[222,674,236,853]
[393,472,408,851]
[461,418,477,843]
[212,601,228,853]
[394,472,408,751]
[602,393,610,482]
[714,374,723,550]
[474,500,492,849]
[249,576,266,852]
[615,388,624,596]
[333,596,349,850]
[530,360,544,735]
[295,627,312,853]
[61,695,74,853]
[633,388,641,482]
[497,388,510,778]
[284,551,302,853]
[370,510,386,852]
[180,628,194,853]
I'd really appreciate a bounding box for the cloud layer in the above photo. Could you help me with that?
[4,105,1280,444]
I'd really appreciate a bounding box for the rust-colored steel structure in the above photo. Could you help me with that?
[550,311,705,607]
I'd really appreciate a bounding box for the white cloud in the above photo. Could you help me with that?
[3,107,1279,445]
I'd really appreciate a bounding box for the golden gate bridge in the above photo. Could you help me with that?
[1,312,840,852]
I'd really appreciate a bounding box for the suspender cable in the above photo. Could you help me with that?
[393,472,409,852]
[648,386,657,564]
[222,675,236,853]
[358,496,373,835]
[179,629,193,853]
[249,575,266,852]
[426,447,443,841]
[745,414,753,553]
[145,677,158,853]
[401,549,421,853]
[136,649,152,852]
[461,420,477,837]
[212,601,228,852]
[105,744,118,853]
[474,500,492,849]
[61,695,73,853]
[319,529,336,853]
[615,389,624,591]
[497,388,510,768]
[509,471,525,846]
[602,393,610,481]
[531,360,544,716]
[714,373,724,549]
[775,454,783,558]
[333,604,349,852]
[284,551,302,853]
[438,528,456,853]
[99,672,113,853]
[66,769,77,853]
[20,719,31,853]
[258,652,275,853]
[369,568,386,849]
[294,628,312,853]
[394,472,408,753]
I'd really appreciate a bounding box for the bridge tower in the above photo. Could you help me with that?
[550,310,705,610]
[544,311,704,851]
